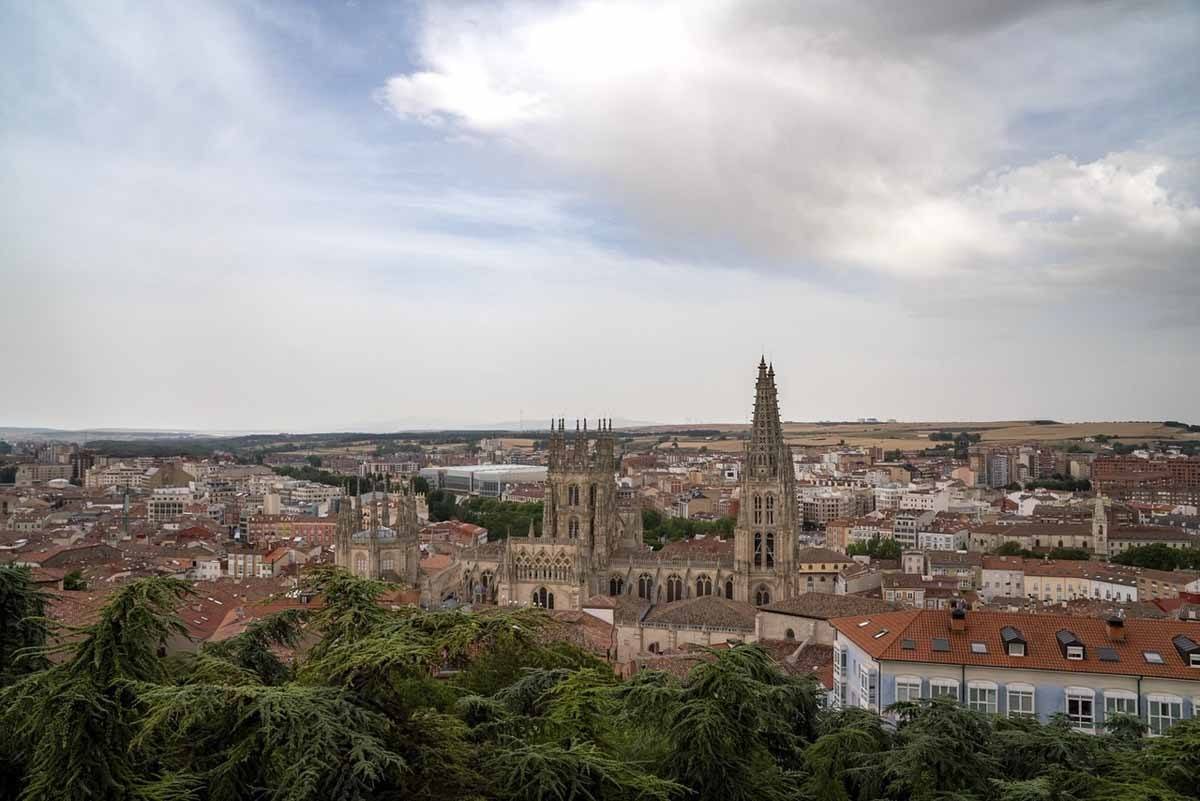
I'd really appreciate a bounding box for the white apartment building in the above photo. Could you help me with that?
[918,529,969,551]
[900,486,950,513]
[147,487,194,524]
[874,484,908,511]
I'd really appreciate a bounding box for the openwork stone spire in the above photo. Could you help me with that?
[749,356,786,478]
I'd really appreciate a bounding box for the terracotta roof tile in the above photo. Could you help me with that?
[831,609,1200,682]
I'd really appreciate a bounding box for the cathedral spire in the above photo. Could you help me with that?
[749,358,785,477]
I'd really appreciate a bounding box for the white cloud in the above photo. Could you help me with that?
[381,0,1200,295]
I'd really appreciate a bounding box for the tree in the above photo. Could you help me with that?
[0,440,12,455]
[412,475,431,494]
[0,565,51,683]
[62,570,87,591]
[847,534,901,561]
[1111,543,1200,572]
[305,454,322,468]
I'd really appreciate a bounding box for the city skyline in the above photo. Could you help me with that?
[3,1,1198,430]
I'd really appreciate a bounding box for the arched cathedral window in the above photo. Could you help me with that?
[638,573,653,600]
[753,532,763,568]
[568,517,580,539]
[666,574,683,603]
[695,575,712,596]
[754,585,771,606]
[609,576,624,596]
[532,587,554,609]
[765,494,775,525]
[753,494,762,524]
[568,484,580,506]
[725,578,734,599]
[765,531,775,568]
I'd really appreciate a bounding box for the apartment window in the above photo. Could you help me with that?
[1147,695,1182,736]
[968,682,998,714]
[1104,690,1137,718]
[1066,688,1095,731]
[930,678,959,700]
[859,666,877,710]
[895,675,922,703]
[1007,684,1035,718]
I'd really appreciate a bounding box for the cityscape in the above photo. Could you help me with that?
[2,1,1199,800]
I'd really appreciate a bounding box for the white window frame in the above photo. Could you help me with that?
[929,678,959,700]
[1147,694,1183,736]
[1104,689,1137,719]
[967,681,998,714]
[1065,687,1095,732]
[895,675,922,703]
[1006,683,1035,718]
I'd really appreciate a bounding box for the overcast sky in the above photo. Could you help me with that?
[2,1,1198,432]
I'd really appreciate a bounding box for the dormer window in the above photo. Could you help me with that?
[1056,629,1085,661]
[1001,625,1026,657]
[1172,635,1200,667]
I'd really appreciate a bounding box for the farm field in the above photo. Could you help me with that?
[634,420,1193,452]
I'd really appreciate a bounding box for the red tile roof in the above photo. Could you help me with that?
[831,609,1200,681]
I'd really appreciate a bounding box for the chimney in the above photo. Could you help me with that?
[1105,616,1126,642]
[950,605,967,632]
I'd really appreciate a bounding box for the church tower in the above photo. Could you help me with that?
[733,358,798,605]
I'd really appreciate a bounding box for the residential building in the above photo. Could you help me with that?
[831,608,1200,734]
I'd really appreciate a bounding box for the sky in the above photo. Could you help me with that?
[1,0,1198,432]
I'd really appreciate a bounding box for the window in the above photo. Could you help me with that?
[1007,684,1035,718]
[1105,690,1137,718]
[932,638,950,652]
[753,494,762,524]
[380,557,394,574]
[1147,695,1182,735]
[725,577,734,599]
[968,682,998,714]
[754,585,771,606]
[833,645,848,708]
[765,531,775,568]
[1066,688,1095,731]
[1144,651,1164,664]
[354,556,367,576]
[609,576,624,596]
[1066,646,1084,661]
[930,679,958,700]
[765,494,775,524]
[568,484,579,506]
[859,666,877,709]
[568,517,580,539]
[696,575,712,596]
[666,574,683,603]
[753,531,763,567]
[638,573,653,600]
[532,587,554,609]
[895,675,922,703]
[970,642,987,654]
[784,627,795,640]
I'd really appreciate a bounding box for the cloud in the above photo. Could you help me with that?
[380,0,1200,299]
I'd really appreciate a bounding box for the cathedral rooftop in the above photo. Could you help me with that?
[642,595,757,631]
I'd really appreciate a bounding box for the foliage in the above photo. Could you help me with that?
[642,511,734,549]
[455,497,544,539]
[1111,543,1200,571]
[0,565,51,683]
[1024,476,1091,491]
[0,568,1197,801]
[426,488,461,522]
[0,440,12,455]
[846,533,902,561]
[992,542,1091,561]
[272,463,353,487]
[62,569,87,591]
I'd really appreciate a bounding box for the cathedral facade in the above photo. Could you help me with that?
[457,358,801,611]
[334,478,421,587]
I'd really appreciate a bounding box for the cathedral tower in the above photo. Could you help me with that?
[734,358,798,605]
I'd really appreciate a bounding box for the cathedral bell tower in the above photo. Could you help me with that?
[733,358,797,606]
